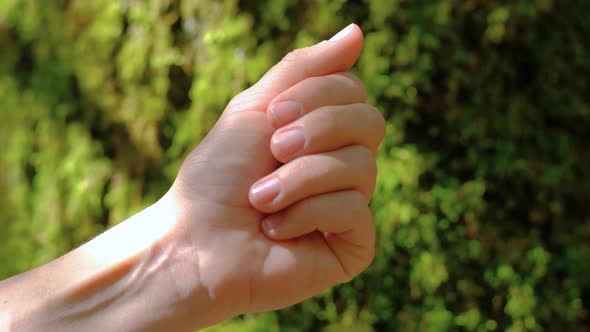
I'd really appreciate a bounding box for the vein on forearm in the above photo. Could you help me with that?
[53,243,162,321]
[8,198,186,331]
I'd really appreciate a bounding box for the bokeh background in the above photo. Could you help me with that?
[1,1,589,331]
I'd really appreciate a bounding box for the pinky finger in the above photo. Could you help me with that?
[261,190,375,278]
[261,190,374,250]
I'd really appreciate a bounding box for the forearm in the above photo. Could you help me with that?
[0,194,221,332]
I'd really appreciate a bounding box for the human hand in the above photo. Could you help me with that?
[0,24,384,332]
[167,23,385,324]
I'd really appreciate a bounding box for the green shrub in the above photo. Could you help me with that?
[1,1,589,331]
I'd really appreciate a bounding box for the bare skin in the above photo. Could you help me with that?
[0,24,385,332]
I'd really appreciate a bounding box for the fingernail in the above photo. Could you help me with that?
[251,177,281,205]
[271,101,302,127]
[272,129,306,157]
[261,215,283,237]
[329,24,354,42]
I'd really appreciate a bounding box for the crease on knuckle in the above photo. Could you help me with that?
[313,76,334,96]
[351,146,377,195]
[287,156,322,187]
[345,191,370,222]
[338,72,367,101]
[227,88,265,112]
[282,48,311,69]
[325,110,346,142]
[366,105,386,143]
[275,49,311,80]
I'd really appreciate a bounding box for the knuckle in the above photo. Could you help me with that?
[298,73,367,103]
[324,108,344,135]
[301,75,350,100]
[286,155,322,185]
[282,47,310,65]
[306,76,332,95]
[345,191,372,220]
[291,155,314,172]
[349,190,368,207]
[365,105,386,142]
[352,145,378,189]
[358,208,376,267]
[339,72,367,101]
[353,145,377,175]
[367,159,378,183]
[280,47,313,78]
[335,190,365,215]
[343,146,377,195]
[226,94,243,112]
[340,193,375,276]
[227,87,265,112]
[295,196,314,214]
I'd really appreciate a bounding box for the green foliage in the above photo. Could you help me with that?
[1,0,589,331]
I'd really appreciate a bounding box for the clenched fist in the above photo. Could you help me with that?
[0,24,385,332]
[171,22,384,317]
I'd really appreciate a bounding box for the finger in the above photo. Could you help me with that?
[267,72,367,128]
[270,103,386,163]
[249,145,377,213]
[261,190,373,242]
[226,24,364,114]
[261,190,375,278]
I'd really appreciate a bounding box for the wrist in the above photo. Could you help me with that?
[164,188,249,326]
[5,196,183,331]
[63,192,241,330]
[57,193,237,331]
[1,193,232,332]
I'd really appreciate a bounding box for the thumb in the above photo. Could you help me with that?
[226,23,364,114]
[176,25,363,208]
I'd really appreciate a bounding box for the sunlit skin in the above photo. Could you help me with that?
[0,24,385,332]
